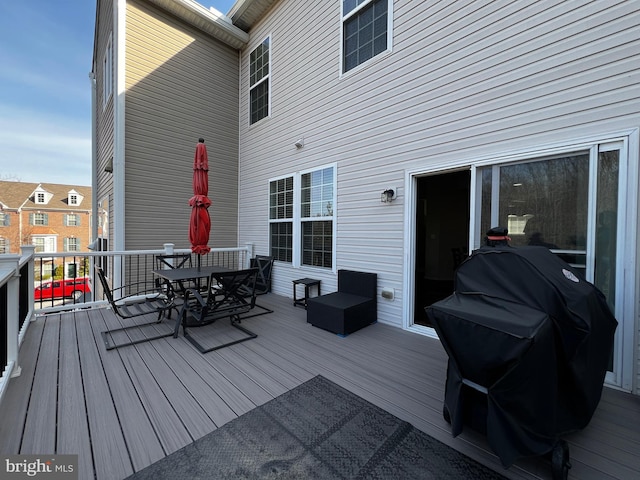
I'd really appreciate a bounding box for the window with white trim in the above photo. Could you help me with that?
[301,167,334,268]
[269,176,293,262]
[65,214,80,226]
[0,238,8,253]
[33,236,56,253]
[269,165,336,268]
[342,0,392,73]
[103,33,113,109]
[64,237,80,252]
[0,212,9,226]
[30,213,49,226]
[69,193,79,205]
[36,192,46,204]
[249,37,270,125]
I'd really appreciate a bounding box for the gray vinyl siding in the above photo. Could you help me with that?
[236,0,640,340]
[95,0,115,248]
[123,0,239,250]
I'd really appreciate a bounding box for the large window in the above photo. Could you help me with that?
[0,238,8,254]
[33,236,56,254]
[301,167,334,268]
[249,37,270,124]
[269,165,336,268]
[342,0,391,73]
[0,212,9,226]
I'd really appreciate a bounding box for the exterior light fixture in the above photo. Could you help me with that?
[381,188,396,203]
[295,138,304,149]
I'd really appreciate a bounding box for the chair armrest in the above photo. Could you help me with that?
[184,287,207,307]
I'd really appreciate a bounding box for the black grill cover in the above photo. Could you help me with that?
[426,245,617,467]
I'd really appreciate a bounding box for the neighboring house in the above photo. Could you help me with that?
[92,0,640,395]
[0,181,93,277]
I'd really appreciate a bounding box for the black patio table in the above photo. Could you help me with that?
[152,265,230,338]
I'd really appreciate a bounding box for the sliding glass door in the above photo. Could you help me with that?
[472,141,624,384]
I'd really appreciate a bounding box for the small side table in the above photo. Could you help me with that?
[292,278,321,309]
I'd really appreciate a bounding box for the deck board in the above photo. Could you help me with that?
[75,308,136,480]
[58,312,94,479]
[1,293,639,480]
[20,314,59,454]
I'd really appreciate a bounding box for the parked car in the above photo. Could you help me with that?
[35,277,91,301]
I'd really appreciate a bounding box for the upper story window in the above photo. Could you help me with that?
[103,33,113,109]
[31,213,49,226]
[249,37,270,125]
[0,212,9,227]
[65,214,80,226]
[36,192,46,204]
[0,238,7,254]
[342,0,392,73]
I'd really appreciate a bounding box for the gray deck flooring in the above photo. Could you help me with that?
[1,293,639,480]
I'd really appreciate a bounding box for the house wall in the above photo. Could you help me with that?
[94,0,115,248]
[236,0,640,355]
[122,0,240,250]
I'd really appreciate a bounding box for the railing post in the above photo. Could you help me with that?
[244,242,254,268]
[0,255,22,379]
[21,246,35,321]
[163,243,174,255]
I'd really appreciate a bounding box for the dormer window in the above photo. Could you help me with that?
[68,189,84,206]
[33,187,53,205]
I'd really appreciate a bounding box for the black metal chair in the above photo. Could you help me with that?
[237,255,274,319]
[154,253,195,308]
[179,267,259,354]
[96,265,175,350]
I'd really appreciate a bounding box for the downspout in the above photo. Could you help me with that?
[89,71,98,249]
[113,0,127,289]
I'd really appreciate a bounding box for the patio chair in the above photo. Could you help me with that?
[96,265,175,350]
[180,267,259,353]
[306,270,377,336]
[237,255,275,319]
[155,253,194,304]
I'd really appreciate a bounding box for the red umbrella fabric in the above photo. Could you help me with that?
[189,138,211,256]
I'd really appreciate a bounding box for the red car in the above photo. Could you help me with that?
[35,277,91,300]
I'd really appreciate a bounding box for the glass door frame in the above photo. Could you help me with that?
[468,135,636,390]
[404,129,638,392]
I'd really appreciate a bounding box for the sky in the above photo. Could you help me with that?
[0,0,237,187]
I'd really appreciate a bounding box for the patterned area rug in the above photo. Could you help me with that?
[126,375,506,479]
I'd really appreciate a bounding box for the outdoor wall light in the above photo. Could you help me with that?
[381,188,396,203]
[295,138,304,149]
[104,157,113,173]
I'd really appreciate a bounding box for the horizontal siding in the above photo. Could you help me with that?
[124,0,239,250]
[236,0,640,334]
[95,0,115,241]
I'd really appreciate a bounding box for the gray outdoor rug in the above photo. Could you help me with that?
[126,375,507,479]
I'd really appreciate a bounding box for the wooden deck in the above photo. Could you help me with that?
[1,293,639,480]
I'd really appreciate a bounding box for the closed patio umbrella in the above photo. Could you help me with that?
[189,138,211,269]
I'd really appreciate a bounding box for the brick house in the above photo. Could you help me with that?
[0,181,93,277]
